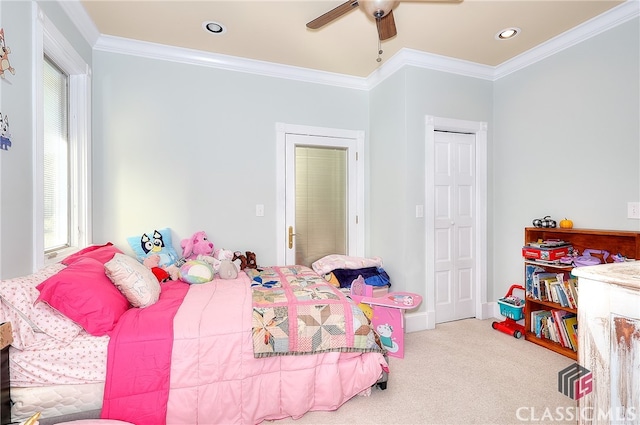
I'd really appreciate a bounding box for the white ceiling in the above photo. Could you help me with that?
[78,0,630,78]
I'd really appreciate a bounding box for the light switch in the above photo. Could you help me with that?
[416,205,424,218]
[256,204,264,217]
[628,202,640,219]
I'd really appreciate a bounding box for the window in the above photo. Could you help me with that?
[34,11,91,269]
[43,56,70,253]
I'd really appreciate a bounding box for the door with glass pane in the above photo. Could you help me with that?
[284,132,360,267]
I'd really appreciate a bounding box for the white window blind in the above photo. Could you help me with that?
[43,56,70,252]
[295,146,347,266]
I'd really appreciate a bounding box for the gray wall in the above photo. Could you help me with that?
[367,68,493,302]
[492,17,640,300]
[92,52,369,266]
[0,1,92,278]
[0,1,34,279]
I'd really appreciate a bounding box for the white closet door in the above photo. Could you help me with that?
[434,131,476,323]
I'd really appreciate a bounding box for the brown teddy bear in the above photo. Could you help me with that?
[233,251,258,270]
[233,251,248,270]
[246,251,257,269]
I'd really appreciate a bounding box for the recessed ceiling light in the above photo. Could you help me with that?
[203,21,227,35]
[496,27,520,40]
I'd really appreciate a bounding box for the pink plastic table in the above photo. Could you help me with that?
[350,279,422,358]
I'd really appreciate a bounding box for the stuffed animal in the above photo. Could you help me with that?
[198,248,239,279]
[233,251,248,270]
[142,254,171,282]
[233,251,258,270]
[181,231,214,260]
[218,260,238,279]
[179,259,214,284]
[246,251,258,269]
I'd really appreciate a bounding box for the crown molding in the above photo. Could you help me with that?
[62,0,639,89]
[367,48,495,89]
[93,35,369,90]
[57,0,100,47]
[494,0,640,80]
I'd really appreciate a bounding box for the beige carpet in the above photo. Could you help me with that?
[270,318,578,425]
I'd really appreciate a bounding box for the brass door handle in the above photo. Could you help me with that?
[288,226,295,249]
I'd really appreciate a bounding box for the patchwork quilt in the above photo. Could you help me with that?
[247,265,383,357]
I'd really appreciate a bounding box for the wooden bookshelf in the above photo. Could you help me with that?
[523,227,640,359]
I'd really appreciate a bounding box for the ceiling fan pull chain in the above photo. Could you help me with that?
[376,19,383,63]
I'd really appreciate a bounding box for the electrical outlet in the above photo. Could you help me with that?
[628,202,640,219]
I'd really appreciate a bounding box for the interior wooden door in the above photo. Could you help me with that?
[433,131,476,323]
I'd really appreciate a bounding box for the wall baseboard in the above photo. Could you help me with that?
[405,302,501,333]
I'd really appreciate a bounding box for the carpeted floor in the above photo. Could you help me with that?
[270,318,578,425]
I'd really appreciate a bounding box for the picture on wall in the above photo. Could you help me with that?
[0,113,12,151]
[1,28,16,79]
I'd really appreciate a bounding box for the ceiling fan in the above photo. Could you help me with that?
[307,0,457,42]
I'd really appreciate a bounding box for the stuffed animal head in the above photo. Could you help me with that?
[181,231,214,260]
[233,251,247,270]
[214,248,235,262]
[143,254,161,268]
[246,251,257,269]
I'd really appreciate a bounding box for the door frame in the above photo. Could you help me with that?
[424,116,489,329]
[275,122,365,265]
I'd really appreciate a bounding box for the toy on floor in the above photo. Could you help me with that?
[492,284,526,338]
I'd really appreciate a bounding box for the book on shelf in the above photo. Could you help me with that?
[562,279,577,309]
[551,310,576,350]
[566,278,578,307]
[547,314,558,343]
[563,315,578,351]
[529,307,578,352]
[531,310,552,337]
[525,264,545,296]
[554,282,571,307]
[547,280,559,303]
[529,271,576,306]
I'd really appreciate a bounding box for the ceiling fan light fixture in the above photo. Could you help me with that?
[203,21,227,35]
[496,27,520,40]
[361,0,398,19]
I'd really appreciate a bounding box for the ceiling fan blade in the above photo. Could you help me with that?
[377,10,397,40]
[306,0,360,29]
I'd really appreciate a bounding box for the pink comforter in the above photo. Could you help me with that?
[102,273,387,424]
[102,280,189,424]
[167,272,387,424]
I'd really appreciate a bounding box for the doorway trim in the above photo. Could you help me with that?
[424,116,489,329]
[275,122,365,265]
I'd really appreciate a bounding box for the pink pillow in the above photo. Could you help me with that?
[62,243,123,266]
[36,257,130,336]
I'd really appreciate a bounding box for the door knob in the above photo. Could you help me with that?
[288,226,295,249]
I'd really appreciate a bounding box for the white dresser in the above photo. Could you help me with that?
[573,262,640,425]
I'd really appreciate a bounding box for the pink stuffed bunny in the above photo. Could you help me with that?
[181,231,214,260]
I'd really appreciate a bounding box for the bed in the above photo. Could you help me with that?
[1,245,388,425]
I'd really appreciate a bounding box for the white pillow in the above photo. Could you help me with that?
[104,253,160,308]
